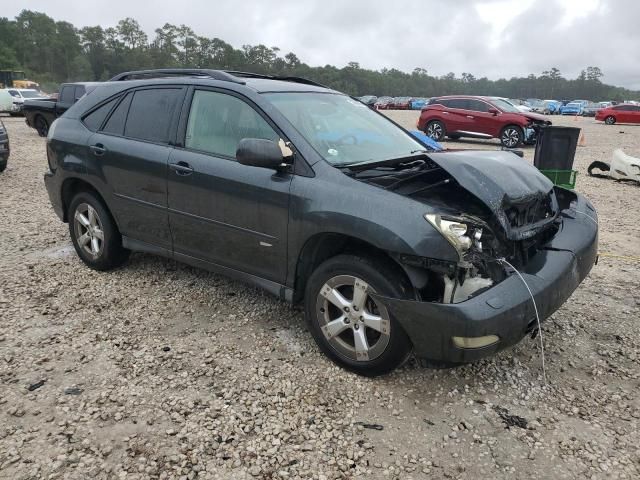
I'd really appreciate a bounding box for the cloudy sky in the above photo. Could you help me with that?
[6,0,640,89]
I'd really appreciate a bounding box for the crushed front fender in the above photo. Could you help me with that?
[374,192,598,363]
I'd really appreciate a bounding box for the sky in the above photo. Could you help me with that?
[5,0,640,89]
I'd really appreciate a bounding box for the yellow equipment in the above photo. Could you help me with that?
[0,70,40,90]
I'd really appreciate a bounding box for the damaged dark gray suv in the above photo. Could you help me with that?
[44,69,598,376]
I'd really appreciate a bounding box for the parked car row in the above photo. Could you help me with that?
[357,96,430,110]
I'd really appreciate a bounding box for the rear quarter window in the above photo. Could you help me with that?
[82,96,120,131]
[102,93,133,136]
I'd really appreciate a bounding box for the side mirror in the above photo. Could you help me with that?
[488,107,499,115]
[236,138,284,169]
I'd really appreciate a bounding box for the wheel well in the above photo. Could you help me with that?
[60,178,107,223]
[502,124,524,133]
[292,233,411,303]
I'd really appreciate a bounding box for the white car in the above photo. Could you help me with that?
[494,97,532,112]
[5,88,46,115]
[0,89,13,114]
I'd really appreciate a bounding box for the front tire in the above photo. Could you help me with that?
[500,125,523,148]
[0,157,7,173]
[304,254,413,376]
[68,191,129,271]
[604,116,616,125]
[425,120,446,142]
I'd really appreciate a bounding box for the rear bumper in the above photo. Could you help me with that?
[44,170,65,221]
[377,194,598,363]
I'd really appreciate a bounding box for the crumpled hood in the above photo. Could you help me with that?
[522,112,549,123]
[428,149,556,239]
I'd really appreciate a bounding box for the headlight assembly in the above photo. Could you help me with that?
[425,213,473,255]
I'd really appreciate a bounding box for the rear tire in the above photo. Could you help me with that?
[0,157,7,173]
[304,254,413,376]
[425,120,446,141]
[500,125,523,148]
[35,115,49,137]
[604,116,616,125]
[68,191,129,271]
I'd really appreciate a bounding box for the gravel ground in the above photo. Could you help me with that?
[0,113,639,480]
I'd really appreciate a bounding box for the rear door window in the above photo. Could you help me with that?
[123,88,182,144]
[74,85,86,102]
[59,86,74,104]
[467,100,490,112]
[184,90,278,158]
[447,99,470,110]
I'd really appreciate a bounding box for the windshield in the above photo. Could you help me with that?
[265,92,425,166]
[491,98,521,113]
[20,90,43,98]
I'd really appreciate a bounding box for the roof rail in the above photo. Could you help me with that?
[108,69,246,84]
[225,71,329,88]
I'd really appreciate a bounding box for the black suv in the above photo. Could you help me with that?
[44,69,598,376]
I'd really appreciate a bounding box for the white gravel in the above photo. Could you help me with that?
[1,114,639,479]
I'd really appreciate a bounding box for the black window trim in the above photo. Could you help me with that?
[93,85,188,147]
[81,93,123,132]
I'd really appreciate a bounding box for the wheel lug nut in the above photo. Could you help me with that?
[344,318,350,324]
[354,324,360,330]
[343,307,350,312]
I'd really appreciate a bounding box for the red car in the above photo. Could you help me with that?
[595,104,640,125]
[418,96,551,148]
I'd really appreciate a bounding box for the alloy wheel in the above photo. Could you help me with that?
[501,127,521,148]
[73,203,104,258]
[605,116,615,125]
[426,122,443,140]
[315,275,391,362]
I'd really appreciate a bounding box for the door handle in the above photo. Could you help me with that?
[90,143,106,156]
[442,111,449,114]
[466,115,474,119]
[169,161,194,176]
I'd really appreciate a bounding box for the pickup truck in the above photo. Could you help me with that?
[23,82,100,137]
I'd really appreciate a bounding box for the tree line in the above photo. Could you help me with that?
[1,10,638,102]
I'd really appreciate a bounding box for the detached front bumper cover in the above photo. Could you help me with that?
[374,193,598,363]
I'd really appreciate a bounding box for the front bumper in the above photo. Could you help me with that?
[377,194,598,363]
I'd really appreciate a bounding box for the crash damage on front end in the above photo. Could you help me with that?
[348,149,598,364]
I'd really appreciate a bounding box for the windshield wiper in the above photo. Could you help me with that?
[339,151,430,172]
